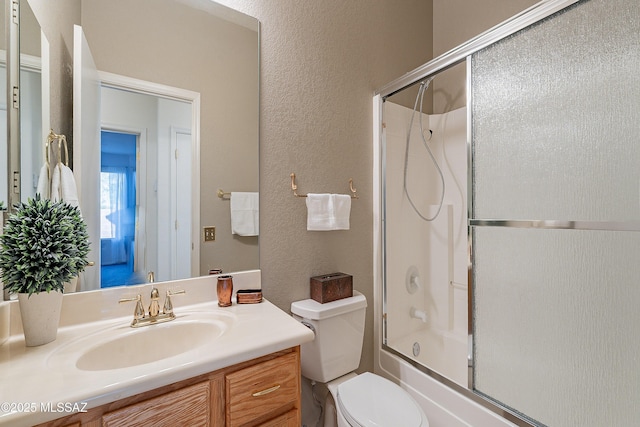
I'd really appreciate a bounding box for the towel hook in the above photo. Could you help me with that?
[47,129,69,166]
[290,173,305,197]
[349,178,358,199]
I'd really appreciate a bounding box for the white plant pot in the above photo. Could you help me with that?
[0,301,9,346]
[63,276,78,293]
[18,290,63,347]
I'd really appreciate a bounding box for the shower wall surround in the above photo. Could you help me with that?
[472,0,640,425]
[383,102,468,387]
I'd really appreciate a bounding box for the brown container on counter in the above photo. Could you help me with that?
[217,275,233,307]
[310,272,353,303]
[236,289,263,304]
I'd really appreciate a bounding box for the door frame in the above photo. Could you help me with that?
[98,71,201,279]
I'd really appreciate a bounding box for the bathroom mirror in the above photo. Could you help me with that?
[21,0,259,291]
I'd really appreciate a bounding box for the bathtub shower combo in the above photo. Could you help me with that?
[374,0,640,426]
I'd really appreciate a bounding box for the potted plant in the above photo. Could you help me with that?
[0,195,89,346]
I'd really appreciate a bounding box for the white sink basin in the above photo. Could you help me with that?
[77,320,223,371]
[48,311,235,371]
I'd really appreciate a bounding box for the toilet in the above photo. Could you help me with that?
[291,291,429,427]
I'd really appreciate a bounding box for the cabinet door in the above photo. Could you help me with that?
[226,352,299,426]
[102,381,210,427]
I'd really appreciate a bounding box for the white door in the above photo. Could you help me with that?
[172,129,192,279]
[73,25,101,291]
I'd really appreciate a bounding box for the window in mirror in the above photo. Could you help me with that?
[100,130,140,288]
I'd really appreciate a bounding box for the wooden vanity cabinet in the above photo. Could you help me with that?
[35,347,301,427]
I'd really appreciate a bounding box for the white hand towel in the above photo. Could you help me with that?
[306,193,351,231]
[230,192,259,236]
[36,163,50,199]
[59,164,81,211]
[50,164,61,202]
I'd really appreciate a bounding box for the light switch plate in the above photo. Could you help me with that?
[203,226,216,242]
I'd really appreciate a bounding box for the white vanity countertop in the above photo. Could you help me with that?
[0,272,314,426]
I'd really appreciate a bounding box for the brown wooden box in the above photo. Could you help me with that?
[310,273,353,303]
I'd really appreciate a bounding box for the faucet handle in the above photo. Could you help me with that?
[163,289,186,315]
[119,294,145,320]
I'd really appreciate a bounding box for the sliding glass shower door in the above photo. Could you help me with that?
[471,0,640,425]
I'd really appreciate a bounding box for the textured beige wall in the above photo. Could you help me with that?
[215,0,433,373]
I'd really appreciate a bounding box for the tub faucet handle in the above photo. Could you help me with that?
[410,307,428,323]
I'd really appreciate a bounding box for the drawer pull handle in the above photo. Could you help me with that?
[252,384,281,397]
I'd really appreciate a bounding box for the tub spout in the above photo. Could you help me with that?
[410,307,428,323]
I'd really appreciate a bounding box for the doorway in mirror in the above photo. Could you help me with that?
[100,131,142,288]
[100,85,194,288]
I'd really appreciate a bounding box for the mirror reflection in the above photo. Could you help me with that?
[24,0,259,291]
[19,0,48,206]
[99,87,193,288]
[0,1,46,209]
[0,5,5,208]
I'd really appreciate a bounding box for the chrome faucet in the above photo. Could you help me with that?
[119,287,186,328]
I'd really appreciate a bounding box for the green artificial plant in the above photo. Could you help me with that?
[0,195,90,296]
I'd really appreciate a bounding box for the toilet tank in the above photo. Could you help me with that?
[291,291,367,383]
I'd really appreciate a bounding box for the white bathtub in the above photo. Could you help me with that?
[387,328,468,387]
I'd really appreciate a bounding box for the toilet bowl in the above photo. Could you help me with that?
[326,372,429,427]
[291,292,429,427]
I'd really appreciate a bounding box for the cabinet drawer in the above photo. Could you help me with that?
[226,352,299,426]
[102,381,210,427]
[259,409,299,427]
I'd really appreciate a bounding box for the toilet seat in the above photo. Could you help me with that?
[336,372,427,427]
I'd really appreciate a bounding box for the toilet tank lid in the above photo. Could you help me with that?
[291,291,367,320]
